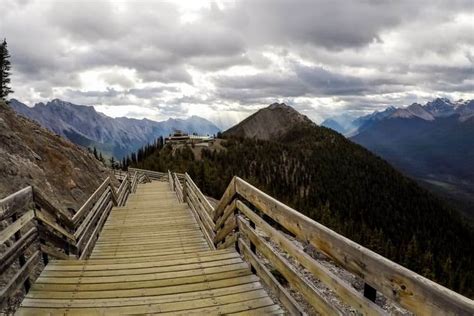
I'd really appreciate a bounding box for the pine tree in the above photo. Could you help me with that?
[93,147,98,160]
[0,39,14,101]
[109,156,116,169]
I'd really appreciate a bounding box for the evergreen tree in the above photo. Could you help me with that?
[109,156,116,169]
[93,147,98,160]
[0,39,14,101]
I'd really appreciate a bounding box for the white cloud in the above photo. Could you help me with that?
[0,0,473,128]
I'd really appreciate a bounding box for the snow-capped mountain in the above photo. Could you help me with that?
[9,99,220,158]
[347,98,474,218]
[390,103,435,121]
[322,98,474,136]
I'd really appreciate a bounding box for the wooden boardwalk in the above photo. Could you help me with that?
[17,182,283,315]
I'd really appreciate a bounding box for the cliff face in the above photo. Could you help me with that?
[0,100,111,213]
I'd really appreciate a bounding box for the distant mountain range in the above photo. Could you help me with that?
[9,99,220,159]
[323,98,474,218]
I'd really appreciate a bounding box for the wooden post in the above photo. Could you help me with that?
[183,177,187,203]
[364,283,377,302]
[249,220,257,274]
[233,208,240,253]
[11,213,31,293]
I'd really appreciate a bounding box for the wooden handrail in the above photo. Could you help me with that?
[0,171,134,307]
[212,176,474,316]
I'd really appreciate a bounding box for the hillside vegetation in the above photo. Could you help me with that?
[130,104,474,298]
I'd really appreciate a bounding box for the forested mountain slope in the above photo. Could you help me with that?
[130,104,474,297]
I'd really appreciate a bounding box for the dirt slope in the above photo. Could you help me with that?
[0,100,111,212]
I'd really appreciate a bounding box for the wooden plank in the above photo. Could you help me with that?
[80,201,113,259]
[32,188,74,229]
[230,304,285,315]
[185,181,215,231]
[42,258,244,278]
[37,262,249,285]
[0,186,33,221]
[0,209,35,244]
[185,173,214,215]
[0,251,40,303]
[218,232,238,250]
[90,245,210,258]
[239,239,305,316]
[74,189,110,244]
[214,214,237,244]
[49,249,235,266]
[72,177,110,225]
[238,216,343,315]
[35,210,75,243]
[21,282,263,308]
[108,183,118,206]
[0,227,37,274]
[234,177,474,316]
[28,273,258,299]
[237,200,385,316]
[20,290,272,315]
[37,226,73,252]
[39,244,69,260]
[186,198,216,250]
[213,176,236,222]
[215,199,236,230]
[186,186,216,242]
[93,240,209,253]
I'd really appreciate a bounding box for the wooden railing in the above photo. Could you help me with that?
[160,170,474,316]
[0,172,141,307]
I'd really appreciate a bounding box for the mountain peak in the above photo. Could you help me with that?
[223,102,313,140]
[268,102,289,110]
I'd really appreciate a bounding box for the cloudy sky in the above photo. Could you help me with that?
[1,0,473,128]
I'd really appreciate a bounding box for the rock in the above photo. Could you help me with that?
[0,100,112,211]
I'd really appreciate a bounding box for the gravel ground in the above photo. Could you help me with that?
[246,224,413,316]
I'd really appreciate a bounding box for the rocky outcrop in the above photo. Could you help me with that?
[0,100,111,213]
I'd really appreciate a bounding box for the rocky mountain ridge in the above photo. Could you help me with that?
[10,99,221,159]
[322,98,474,136]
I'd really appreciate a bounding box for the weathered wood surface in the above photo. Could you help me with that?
[0,227,37,274]
[1,175,125,308]
[0,209,35,244]
[239,216,343,315]
[0,186,33,221]
[33,188,74,229]
[17,180,282,315]
[236,200,385,316]
[211,176,474,316]
[0,251,40,304]
[239,239,305,315]
[72,177,111,226]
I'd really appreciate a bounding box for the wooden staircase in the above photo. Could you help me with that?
[16,182,284,315]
